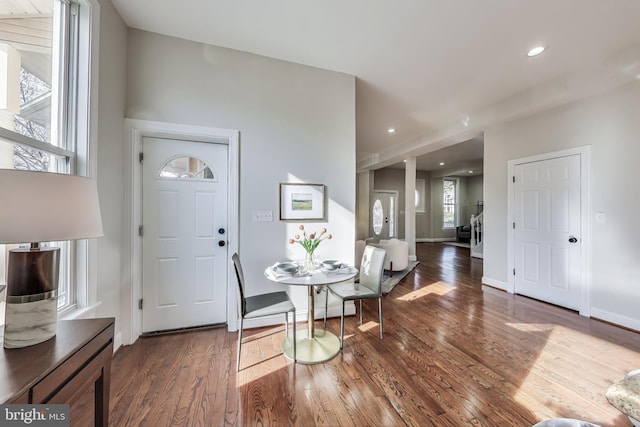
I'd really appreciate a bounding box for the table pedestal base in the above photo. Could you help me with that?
[282,328,341,364]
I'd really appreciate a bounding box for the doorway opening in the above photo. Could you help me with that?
[122,119,239,345]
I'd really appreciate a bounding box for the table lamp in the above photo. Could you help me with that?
[0,169,103,348]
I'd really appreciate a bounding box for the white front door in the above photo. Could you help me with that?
[372,191,397,239]
[142,137,228,332]
[514,154,581,310]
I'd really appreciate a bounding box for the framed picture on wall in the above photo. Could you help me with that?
[279,183,325,220]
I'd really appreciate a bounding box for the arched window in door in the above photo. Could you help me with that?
[159,155,216,181]
[372,199,383,235]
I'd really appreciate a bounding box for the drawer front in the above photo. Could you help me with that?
[48,344,112,404]
[32,325,113,403]
[9,390,29,404]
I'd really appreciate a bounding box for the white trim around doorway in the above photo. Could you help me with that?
[121,119,240,345]
[506,145,591,317]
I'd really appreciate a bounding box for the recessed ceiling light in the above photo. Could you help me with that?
[468,170,473,174]
[527,46,546,57]
[439,162,445,166]
[388,128,395,133]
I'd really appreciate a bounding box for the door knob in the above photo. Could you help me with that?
[568,236,578,243]
[218,240,226,247]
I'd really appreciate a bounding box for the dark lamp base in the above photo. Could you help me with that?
[3,247,60,349]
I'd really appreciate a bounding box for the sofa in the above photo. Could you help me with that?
[370,238,409,276]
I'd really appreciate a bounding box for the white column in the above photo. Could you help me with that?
[405,157,417,261]
[356,171,372,240]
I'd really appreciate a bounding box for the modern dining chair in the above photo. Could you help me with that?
[323,245,386,348]
[232,253,296,371]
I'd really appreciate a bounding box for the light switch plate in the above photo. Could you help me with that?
[252,210,273,222]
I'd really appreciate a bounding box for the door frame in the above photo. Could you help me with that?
[122,119,239,345]
[372,190,399,238]
[506,145,591,316]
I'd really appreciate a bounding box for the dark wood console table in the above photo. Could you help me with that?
[0,317,115,426]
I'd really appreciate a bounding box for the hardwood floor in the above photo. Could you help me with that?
[72,243,640,426]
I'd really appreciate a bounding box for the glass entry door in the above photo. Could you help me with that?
[372,190,397,239]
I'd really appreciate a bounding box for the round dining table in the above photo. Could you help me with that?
[265,263,357,364]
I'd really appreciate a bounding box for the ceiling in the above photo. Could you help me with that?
[388,137,484,176]
[110,0,640,172]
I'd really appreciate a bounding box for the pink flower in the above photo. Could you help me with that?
[289,225,333,253]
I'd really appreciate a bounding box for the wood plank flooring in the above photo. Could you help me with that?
[71,243,640,426]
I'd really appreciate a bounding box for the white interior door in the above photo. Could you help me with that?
[514,154,581,310]
[142,137,228,332]
[372,191,397,239]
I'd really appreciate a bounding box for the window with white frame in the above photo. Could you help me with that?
[0,0,96,316]
[442,178,458,229]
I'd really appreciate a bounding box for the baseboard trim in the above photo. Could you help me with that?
[590,308,640,333]
[114,332,122,353]
[416,238,456,243]
[482,276,508,291]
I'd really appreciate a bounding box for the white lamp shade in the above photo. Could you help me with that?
[0,169,103,244]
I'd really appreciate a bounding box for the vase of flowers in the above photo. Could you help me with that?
[289,225,332,272]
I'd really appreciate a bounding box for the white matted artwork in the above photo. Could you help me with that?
[279,183,325,220]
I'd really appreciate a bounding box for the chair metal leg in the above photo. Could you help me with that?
[359,300,363,324]
[285,312,289,336]
[378,297,383,339]
[237,317,244,371]
[324,287,329,329]
[340,301,345,348]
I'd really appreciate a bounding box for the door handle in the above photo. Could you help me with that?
[568,236,578,243]
[218,240,226,247]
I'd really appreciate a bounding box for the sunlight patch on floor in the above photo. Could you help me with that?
[396,281,455,301]
[512,324,630,426]
[236,355,292,387]
[235,331,294,387]
[506,323,555,332]
[358,321,379,332]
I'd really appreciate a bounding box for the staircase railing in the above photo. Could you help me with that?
[470,213,483,259]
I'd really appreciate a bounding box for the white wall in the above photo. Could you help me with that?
[459,175,483,224]
[125,30,356,319]
[356,171,373,240]
[94,0,127,344]
[484,80,640,330]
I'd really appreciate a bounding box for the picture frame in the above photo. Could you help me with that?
[279,183,325,220]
